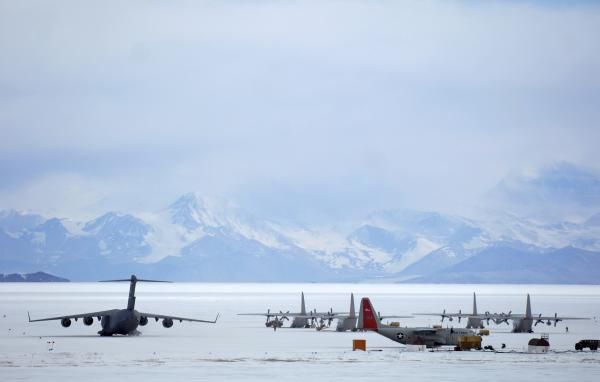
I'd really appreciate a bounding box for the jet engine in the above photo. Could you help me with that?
[83,316,94,326]
[162,318,173,328]
[61,318,72,327]
[139,316,148,326]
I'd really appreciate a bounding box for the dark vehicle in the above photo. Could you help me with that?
[575,340,599,351]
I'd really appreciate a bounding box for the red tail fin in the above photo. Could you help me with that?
[358,297,380,330]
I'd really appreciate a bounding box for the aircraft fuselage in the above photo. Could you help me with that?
[512,318,534,333]
[466,317,484,329]
[336,317,357,331]
[98,309,141,336]
[375,326,475,348]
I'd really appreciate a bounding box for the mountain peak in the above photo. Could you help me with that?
[168,193,221,230]
[83,212,150,236]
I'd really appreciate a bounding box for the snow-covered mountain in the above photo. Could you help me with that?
[0,193,599,283]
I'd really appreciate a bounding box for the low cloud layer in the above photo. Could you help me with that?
[1,1,599,220]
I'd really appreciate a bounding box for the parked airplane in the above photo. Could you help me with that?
[335,293,413,332]
[336,293,358,331]
[358,297,474,348]
[413,292,486,329]
[238,292,346,330]
[290,292,310,328]
[497,294,588,333]
[28,275,219,336]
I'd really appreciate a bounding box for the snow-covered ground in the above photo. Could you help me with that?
[1,283,600,381]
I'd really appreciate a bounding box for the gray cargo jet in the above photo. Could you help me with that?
[358,297,475,348]
[28,275,219,336]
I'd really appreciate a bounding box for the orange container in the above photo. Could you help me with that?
[353,339,366,351]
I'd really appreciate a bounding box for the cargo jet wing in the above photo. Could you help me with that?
[139,312,219,323]
[28,310,118,322]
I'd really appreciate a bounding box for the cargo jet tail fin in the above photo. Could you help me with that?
[99,275,170,311]
[358,297,380,330]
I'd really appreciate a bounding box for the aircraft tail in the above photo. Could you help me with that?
[349,293,356,319]
[99,275,170,311]
[357,297,380,330]
[300,292,306,315]
[526,294,532,318]
[473,292,478,315]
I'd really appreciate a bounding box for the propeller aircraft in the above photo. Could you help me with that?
[358,297,475,348]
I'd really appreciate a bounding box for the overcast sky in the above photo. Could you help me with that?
[1,0,599,221]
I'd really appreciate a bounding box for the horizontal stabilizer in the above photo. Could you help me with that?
[99,277,171,283]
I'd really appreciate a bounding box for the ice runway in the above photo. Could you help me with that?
[1,283,600,381]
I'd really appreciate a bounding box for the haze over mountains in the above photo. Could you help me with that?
[1,163,599,284]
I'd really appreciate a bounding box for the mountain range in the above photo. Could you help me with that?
[1,191,599,283]
[1,163,599,283]
[0,271,69,282]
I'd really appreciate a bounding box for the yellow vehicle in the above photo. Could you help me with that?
[456,335,482,351]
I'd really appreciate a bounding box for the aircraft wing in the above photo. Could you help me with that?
[379,315,413,319]
[412,312,472,318]
[237,312,347,318]
[298,312,350,320]
[237,312,304,317]
[28,310,117,322]
[535,315,588,321]
[139,312,219,324]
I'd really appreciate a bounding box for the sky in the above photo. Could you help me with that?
[0,0,599,221]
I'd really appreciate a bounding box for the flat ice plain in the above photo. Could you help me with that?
[1,283,599,381]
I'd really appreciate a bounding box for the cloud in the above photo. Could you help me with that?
[0,0,599,219]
